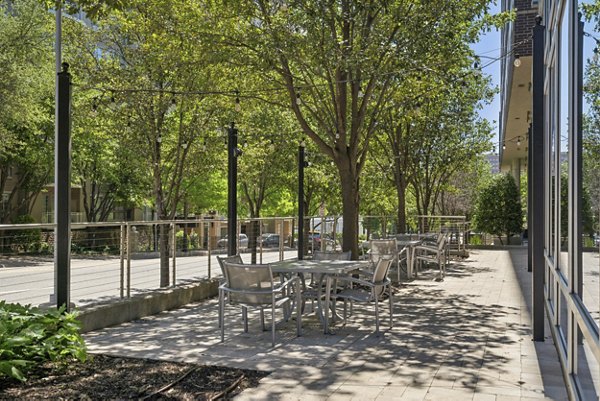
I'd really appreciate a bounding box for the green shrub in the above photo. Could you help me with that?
[175,230,200,250]
[188,231,199,249]
[473,174,523,245]
[11,215,41,253]
[469,234,483,245]
[0,302,87,382]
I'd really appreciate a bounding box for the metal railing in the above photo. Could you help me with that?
[0,214,473,308]
[0,218,302,308]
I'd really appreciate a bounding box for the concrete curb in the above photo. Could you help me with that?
[76,279,219,333]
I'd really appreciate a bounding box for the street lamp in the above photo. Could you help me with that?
[298,140,309,259]
[227,122,241,256]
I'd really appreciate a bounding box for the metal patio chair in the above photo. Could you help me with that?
[215,255,244,328]
[414,232,448,280]
[334,256,394,335]
[219,262,301,347]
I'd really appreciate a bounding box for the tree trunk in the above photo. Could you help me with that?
[339,169,360,259]
[396,173,407,234]
[159,223,170,286]
[249,219,259,264]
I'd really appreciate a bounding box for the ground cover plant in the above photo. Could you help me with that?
[0,303,267,399]
[0,302,87,382]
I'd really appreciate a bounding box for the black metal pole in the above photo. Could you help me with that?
[298,142,305,260]
[527,124,532,273]
[227,122,238,256]
[55,62,71,310]
[531,17,545,341]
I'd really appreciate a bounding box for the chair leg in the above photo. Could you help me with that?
[374,294,380,335]
[260,308,266,331]
[343,299,348,325]
[296,279,302,337]
[271,303,276,347]
[219,289,225,342]
[283,302,291,322]
[243,306,249,333]
[388,287,393,329]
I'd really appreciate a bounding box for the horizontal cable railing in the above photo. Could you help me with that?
[0,215,477,308]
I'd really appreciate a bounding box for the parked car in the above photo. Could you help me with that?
[216,234,248,249]
[308,232,336,250]
[259,233,280,247]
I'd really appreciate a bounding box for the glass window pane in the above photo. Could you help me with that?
[581,0,600,329]
[559,8,570,283]
[576,338,600,399]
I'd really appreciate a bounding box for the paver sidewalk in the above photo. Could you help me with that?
[84,249,568,400]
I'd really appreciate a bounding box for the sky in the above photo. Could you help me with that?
[471,1,502,150]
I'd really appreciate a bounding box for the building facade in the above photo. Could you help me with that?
[501,1,600,399]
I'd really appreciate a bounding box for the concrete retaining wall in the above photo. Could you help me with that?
[77,279,219,333]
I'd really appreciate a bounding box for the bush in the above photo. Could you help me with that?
[469,234,483,245]
[11,215,41,253]
[473,174,523,245]
[0,302,87,382]
[189,231,199,249]
[175,230,200,250]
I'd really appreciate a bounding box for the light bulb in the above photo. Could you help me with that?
[514,56,521,67]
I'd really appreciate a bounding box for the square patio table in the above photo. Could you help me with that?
[271,259,371,333]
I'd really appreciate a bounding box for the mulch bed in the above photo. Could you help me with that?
[0,354,269,400]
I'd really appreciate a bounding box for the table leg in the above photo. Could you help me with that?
[324,275,331,334]
[296,275,302,336]
[408,247,414,279]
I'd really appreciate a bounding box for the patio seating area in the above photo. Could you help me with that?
[83,248,569,400]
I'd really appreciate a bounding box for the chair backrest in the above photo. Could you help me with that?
[313,250,352,261]
[437,233,448,251]
[371,257,393,298]
[369,239,397,264]
[216,254,243,281]
[222,262,274,305]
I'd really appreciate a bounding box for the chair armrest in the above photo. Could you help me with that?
[334,276,391,288]
[334,276,375,288]
[273,276,299,292]
[220,286,281,296]
[415,245,437,252]
[220,280,298,296]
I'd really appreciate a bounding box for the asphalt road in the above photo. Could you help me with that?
[0,249,297,308]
